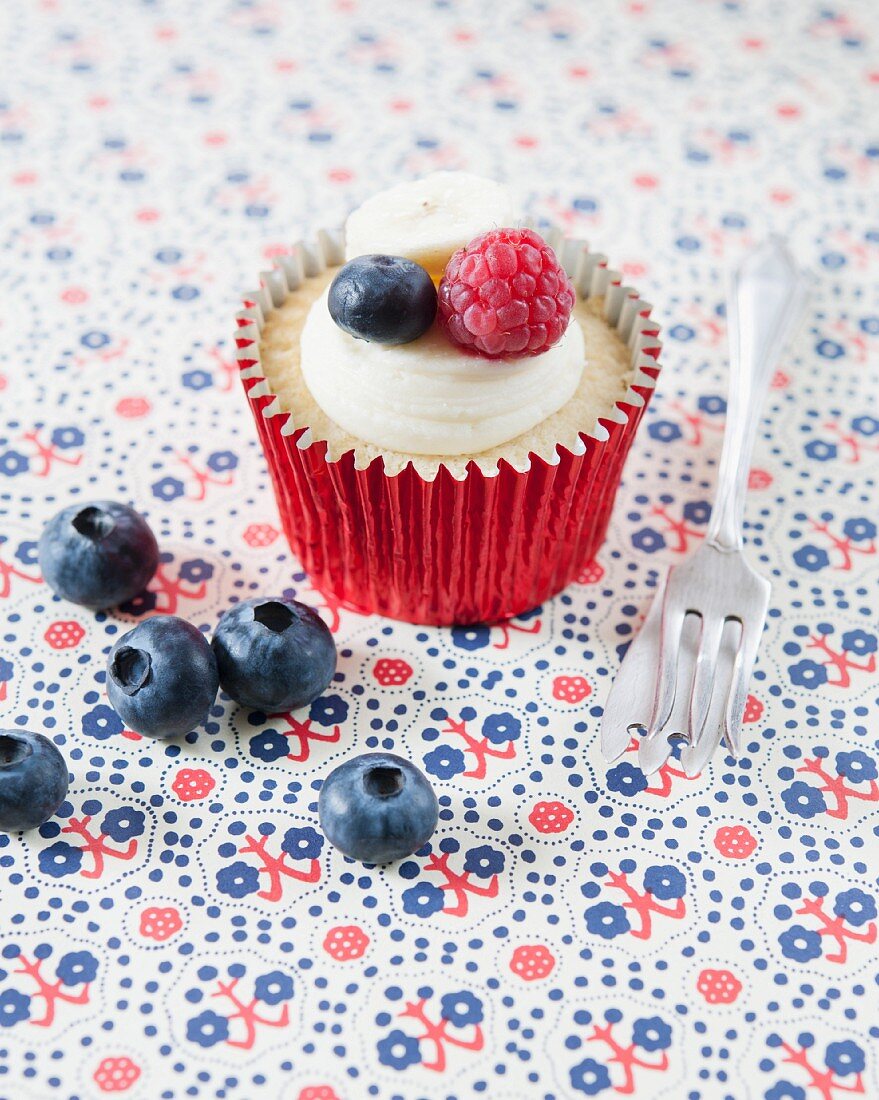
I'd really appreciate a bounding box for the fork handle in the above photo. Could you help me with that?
[707,237,808,552]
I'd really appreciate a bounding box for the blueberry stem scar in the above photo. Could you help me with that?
[110,646,152,696]
[72,505,115,541]
[363,766,404,799]
[0,734,32,768]
[252,601,294,633]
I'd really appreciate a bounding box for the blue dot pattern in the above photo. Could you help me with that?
[0,2,877,1098]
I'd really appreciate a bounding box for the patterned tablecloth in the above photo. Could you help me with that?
[1,2,878,1098]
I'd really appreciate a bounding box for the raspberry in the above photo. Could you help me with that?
[139,906,183,942]
[528,800,575,834]
[372,658,413,686]
[323,925,369,961]
[171,767,215,802]
[93,1057,141,1092]
[44,620,86,650]
[552,675,592,704]
[696,968,742,1005]
[510,944,556,980]
[742,694,764,723]
[438,228,575,358]
[713,825,757,859]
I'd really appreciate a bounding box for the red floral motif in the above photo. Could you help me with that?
[650,503,706,553]
[172,768,216,802]
[577,560,605,585]
[793,893,877,964]
[44,620,86,650]
[93,1057,141,1093]
[713,825,758,859]
[806,632,876,689]
[115,397,151,418]
[135,561,211,616]
[61,816,139,878]
[323,925,369,961]
[772,370,790,388]
[440,715,516,780]
[793,757,879,819]
[422,850,501,918]
[804,517,877,571]
[297,1088,340,1100]
[623,736,697,795]
[509,944,555,980]
[373,658,414,686]
[13,953,92,1026]
[666,398,725,446]
[20,428,83,477]
[0,542,42,599]
[139,906,183,941]
[779,1040,866,1100]
[552,675,591,703]
[210,977,290,1049]
[748,468,773,490]
[492,617,542,649]
[242,523,279,548]
[206,345,240,393]
[173,450,234,501]
[528,800,575,834]
[696,968,742,1004]
[604,870,686,939]
[820,419,879,464]
[397,996,484,1072]
[587,1020,669,1094]
[742,695,764,723]
[263,713,342,763]
[235,832,321,902]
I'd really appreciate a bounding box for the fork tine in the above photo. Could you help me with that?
[648,599,688,736]
[638,612,700,775]
[680,617,740,777]
[723,607,767,756]
[688,616,734,745]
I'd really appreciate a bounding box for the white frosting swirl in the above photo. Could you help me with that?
[299,288,585,456]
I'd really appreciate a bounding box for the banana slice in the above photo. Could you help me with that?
[344,171,517,279]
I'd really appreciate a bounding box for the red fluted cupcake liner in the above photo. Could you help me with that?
[235,227,661,625]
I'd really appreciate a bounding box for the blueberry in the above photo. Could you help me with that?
[0,730,69,832]
[211,597,336,713]
[38,500,159,609]
[328,255,437,344]
[106,616,219,739]
[319,752,438,863]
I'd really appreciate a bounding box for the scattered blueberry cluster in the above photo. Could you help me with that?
[1,500,439,864]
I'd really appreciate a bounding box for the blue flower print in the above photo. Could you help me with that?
[423,745,466,780]
[631,527,666,553]
[451,624,491,651]
[249,730,289,762]
[584,901,630,939]
[178,558,214,585]
[38,841,83,878]
[182,369,212,391]
[0,451,29,477]
[643,865,686,900]
[55,950,99,986]
[50,426,84,449]
[462,845,505,878]
[377,1028,422,1070]
[440,990,484,1027]
[824,1039,866,1077]
[101,807,146,842]
[14,540,38,566]
[0,989,30,1028]
[253,971,294,1005]
[401,882,445,917]
[481,712,521,744]
[778,924,823,962]
[82,704,125,740]
[151,476,186,502]
[765,1083,806,1100]
[605,761,648,797]
[309,694,348,726]
[207,450,238,473]
[216,861,259,898]
[832,888,877,928]
[842,517,877,542]
[835,751,878,784]
[682,501,711,525]
[840,629,877,657]
[781,781,826,819]
[280,826,323,860]
[698,394,726,415]
[569,1056,612,1095]
[632,1015,672,1052]
[793,545,830,572]
[647,419,683,444]
[186,1009,229,1048]
[804,440,837,462]
[788,659,829,690]
[851,414,879,436]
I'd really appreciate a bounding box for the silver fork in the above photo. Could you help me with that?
[601,237,808,777]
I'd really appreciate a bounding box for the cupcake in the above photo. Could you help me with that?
[236,172,661,625]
